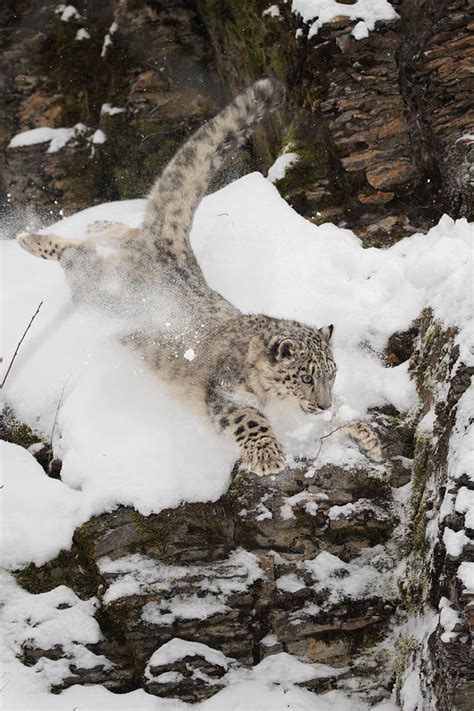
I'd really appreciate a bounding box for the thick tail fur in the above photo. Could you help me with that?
[142,78,285,265]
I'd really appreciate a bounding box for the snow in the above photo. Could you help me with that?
[276,573,306,593]
[101,102,125,116]
[75,28,90,40]
[328,502,355,520]
[98,549,263,605]
[438,597,463,643]
[261,633,279,647]
[443,526,470,557]
[183,347,195,361]
[304,549,395,604]
[0,442,84,568]
[291,0,399,39]
[55,4,81,22]
[8,124,86,153]
[142,595,229,626]
[0,573,110,689]
[1,164,473,708]
[267,151,299,182]
[91,129,106,145]
[101,22,118,57]
[263,5,281,18]
[455,486,474,529]
[1,173,473,574]
[146,638,233,672]
[457,561,474,594]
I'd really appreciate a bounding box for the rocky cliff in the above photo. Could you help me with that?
[1,0,472,242]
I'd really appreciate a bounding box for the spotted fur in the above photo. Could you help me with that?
[345,422,385,463]
[16,78,382,475]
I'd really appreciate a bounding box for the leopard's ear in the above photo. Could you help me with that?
[269,336,301,362]
[16,232,80,261]
[320,324,334,342]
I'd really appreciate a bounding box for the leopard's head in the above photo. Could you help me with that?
[267,324,336,413]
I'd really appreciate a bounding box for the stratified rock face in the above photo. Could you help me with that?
[399,0,474,219]
[1,1,472,242]
[402,312,474,711]
[16,413,410,703]
[1,0,226,222]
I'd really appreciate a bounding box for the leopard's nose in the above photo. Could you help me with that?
[317,402,331,410]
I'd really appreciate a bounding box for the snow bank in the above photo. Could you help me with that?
[1,172,473,575]
[267,151,299,182]
[292,0,398,39]
[0,442,84,568]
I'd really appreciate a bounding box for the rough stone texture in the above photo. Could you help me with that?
[145,650,228,701]
[398,310,474,710]
[1,0,472,242]
[15,412,410,703]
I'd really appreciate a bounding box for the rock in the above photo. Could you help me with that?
[357,190,395,205]
[144,639,233,701]
[366,160,415,190]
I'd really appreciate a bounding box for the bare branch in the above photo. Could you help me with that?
[313,424,346,463]
[0,302,43,389]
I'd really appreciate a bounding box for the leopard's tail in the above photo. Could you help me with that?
[142,78,285,262]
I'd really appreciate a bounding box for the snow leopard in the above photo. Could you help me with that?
[17,78,384,475]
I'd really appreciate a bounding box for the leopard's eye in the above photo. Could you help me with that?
[301,374,312,384]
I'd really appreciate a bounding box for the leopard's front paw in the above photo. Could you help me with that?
[242,439,287,476]
[346,422,385,463]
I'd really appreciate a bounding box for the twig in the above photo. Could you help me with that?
[0,302,43,389]
[48,380,68,468]
[313,424,346,463]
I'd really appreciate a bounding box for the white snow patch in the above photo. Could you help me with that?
[263,5,281,18]
[328,502,355,520]
[418,406,436,433]
[0,443,85,569]
[280,491,312,519]
[443,527,470,557]
[101,23,118,57]
[91,129,106,145]
[101,102,126,116]
[146,638,232,673]
[0,573,110,689]
[291,0,398,39]
[457,561,474,594]
[276,574,306,593]
[261,633,279,647]
[255,501,273,521]
[352,20,369,39]
[142,595,228,626]
[8,123,86,153]
[183,347,196,361]
[75,28,90,40]
[55,4,81,22]
[455,486,474,529]
[267,151,299,182]
[305,549,394,604]
[99,549,263,605]
[438,597,463,643]
[305,500,319,515]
